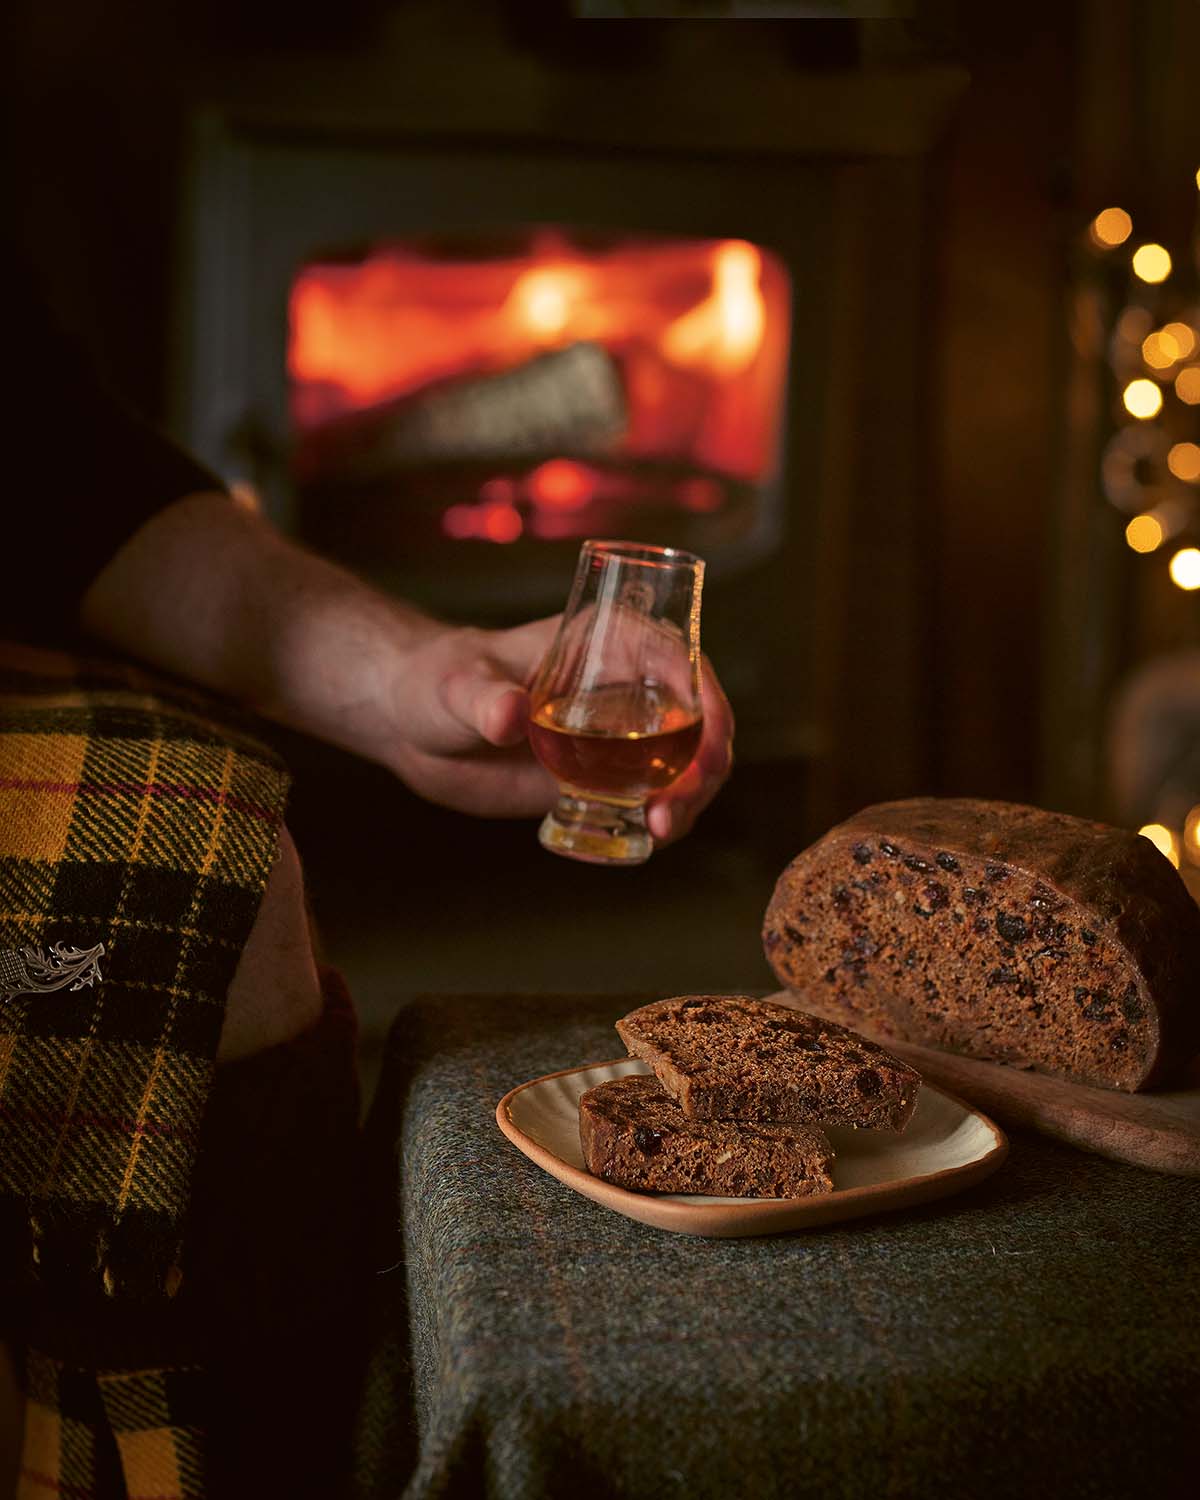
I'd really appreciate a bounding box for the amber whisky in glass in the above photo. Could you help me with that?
[529,541,705,864]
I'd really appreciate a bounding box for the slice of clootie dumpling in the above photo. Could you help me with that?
[615,994,921,1131]
[579,1074,835,1198]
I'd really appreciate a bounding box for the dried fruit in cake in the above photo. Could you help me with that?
[614,995,921,1130]
[579,1073,834,1197]
[762,797,1200,1091]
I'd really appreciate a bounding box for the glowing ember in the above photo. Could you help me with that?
[441,500,523,543]
[481,502,522,543]
[527,460,594,511]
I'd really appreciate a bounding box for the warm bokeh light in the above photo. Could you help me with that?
[1186,805,1200,865]
[1123,378,1163,418]
[1168,547,1200,590]
[1090,207,1132,247]
[1168,442,1200,482]
[1125,513,1164,552]
[1142,331,1181,370]
[1131,243,1172,283]
[1139,823,1181,867]
[1176,366,1200,404]
[1162,322,1197,359]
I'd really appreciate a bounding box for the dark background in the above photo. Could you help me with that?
[6,0,1199,1030]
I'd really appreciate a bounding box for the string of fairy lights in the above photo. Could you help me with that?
[1140,813,1199,873]
[1087,169,1200,873]
[1088,168,1200,590]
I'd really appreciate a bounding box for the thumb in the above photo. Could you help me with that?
[440,667,531,748]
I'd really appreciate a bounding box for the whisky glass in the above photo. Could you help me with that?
[529,540,705,865]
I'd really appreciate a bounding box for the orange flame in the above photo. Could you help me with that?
[289,233,789,489]
[660,242,766,376]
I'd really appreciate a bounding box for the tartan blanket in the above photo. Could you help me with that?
[0,640,290,1496]
[20,1352,206,1500]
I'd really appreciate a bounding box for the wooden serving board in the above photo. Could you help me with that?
[766,991,1200,1178]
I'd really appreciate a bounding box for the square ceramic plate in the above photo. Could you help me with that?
[496,1057,1007,1237]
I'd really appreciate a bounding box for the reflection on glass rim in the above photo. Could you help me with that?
[582,538,705,569]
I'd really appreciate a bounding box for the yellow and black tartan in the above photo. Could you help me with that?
[20,1351,206,1499]
[0,641,290,1497]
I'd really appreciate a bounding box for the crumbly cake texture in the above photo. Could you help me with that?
[579,1074,835,1197]
[614,996,921,1130]
[762,797,1200,1092]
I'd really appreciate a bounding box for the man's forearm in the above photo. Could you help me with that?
[79,489,730,833]
[79,491,438,765]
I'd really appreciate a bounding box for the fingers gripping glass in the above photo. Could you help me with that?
[529,540,705,865]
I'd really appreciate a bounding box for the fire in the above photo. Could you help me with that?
[289,231,790,542]
[506,267,585,341]
[660,242,766,376]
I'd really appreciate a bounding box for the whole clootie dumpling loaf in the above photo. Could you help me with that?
[762,797,1200,1092]
[579,1074,835,1197]
[615,995,921,1130]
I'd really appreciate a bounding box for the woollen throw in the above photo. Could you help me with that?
[0,641,290,1498]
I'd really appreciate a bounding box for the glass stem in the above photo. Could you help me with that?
[538,794,653,866]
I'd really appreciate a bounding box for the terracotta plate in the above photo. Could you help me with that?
[496,1057,1008,1237]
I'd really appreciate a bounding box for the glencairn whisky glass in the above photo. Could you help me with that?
[529,540,705,865]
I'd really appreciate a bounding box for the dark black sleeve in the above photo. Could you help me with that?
[2,250,227,648]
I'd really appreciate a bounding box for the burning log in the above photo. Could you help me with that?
[298,341,627,483]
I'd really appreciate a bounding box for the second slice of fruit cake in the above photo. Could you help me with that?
[615,995,921,1130]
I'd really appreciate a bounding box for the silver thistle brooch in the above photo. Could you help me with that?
[0,942,106,1001]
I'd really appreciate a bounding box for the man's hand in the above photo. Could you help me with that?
[382,617,735,844]
[647,657,735,846]
[81,493,734,844]
[376,617,562,819]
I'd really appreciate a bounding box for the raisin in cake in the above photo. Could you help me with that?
[762,797,1200,1092]
[615,996,921,1130]
[579,1074,834,1197]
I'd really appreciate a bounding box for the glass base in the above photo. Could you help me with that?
[538,794,653,866]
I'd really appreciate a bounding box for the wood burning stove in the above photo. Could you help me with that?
[171,28,963,811]
[174,121,822,597]
[285,229,791,607]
